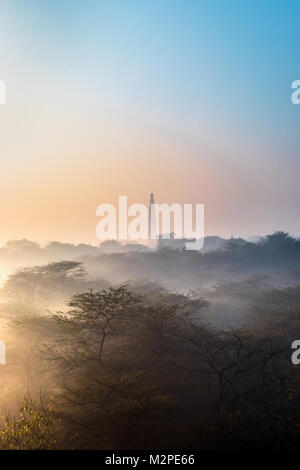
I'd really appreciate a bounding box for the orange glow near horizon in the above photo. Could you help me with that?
[0,1,299,246]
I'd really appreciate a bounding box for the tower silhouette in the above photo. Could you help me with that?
[148,193,156,240]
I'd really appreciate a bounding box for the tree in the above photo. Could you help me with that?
[40,261,86,299]
[1,261,86,304]
[49,286,141,362]
[0,395,64,450]
[41,286,207,448]
[1,266,43,303]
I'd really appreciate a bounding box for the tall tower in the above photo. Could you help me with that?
[148,193,156,241]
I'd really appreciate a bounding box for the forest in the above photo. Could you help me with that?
[0,231,299,449]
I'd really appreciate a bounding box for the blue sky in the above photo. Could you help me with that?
[0,0,299,242]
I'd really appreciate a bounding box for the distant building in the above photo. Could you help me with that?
[157,232,196,251]
[149,193,197,250]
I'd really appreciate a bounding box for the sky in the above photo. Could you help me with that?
[0,0,299,245]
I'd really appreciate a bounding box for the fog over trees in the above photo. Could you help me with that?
[0,231,299,449]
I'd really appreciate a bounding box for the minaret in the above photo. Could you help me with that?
[148,193,156,240]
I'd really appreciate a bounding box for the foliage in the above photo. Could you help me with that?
[0,396,64,450]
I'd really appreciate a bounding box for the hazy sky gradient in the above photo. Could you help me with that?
[0,0,299,244]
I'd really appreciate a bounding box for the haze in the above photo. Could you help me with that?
[0,0,299,245]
